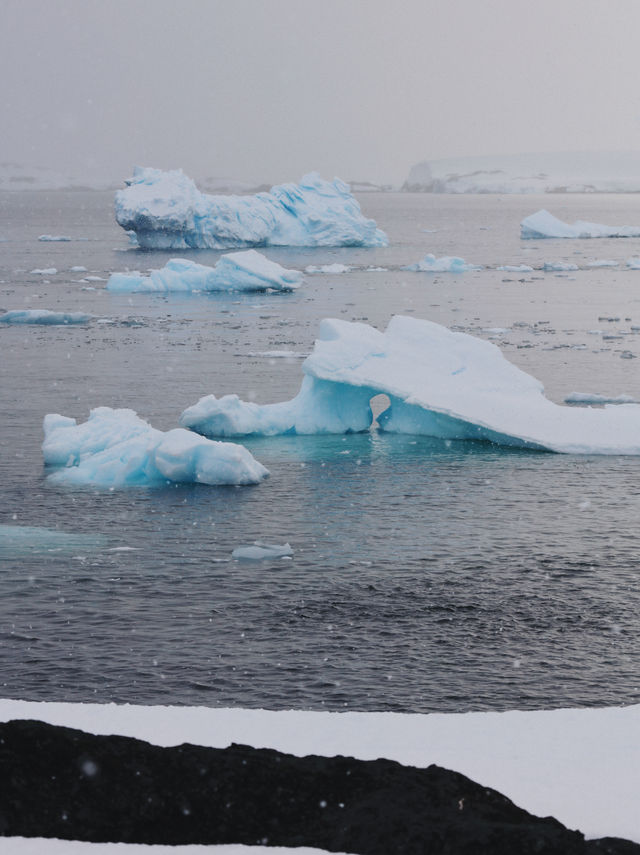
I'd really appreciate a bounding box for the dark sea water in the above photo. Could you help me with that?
[2,189,640,712]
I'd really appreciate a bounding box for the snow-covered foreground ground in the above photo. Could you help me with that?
[1,699,639,848]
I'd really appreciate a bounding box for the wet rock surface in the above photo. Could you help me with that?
[0,719,638,854]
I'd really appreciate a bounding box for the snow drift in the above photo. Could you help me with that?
[42,407,268,487]
[521,209,640,239]
[181,316,640,454]
[107,251,303,293]
[115,168,388,250]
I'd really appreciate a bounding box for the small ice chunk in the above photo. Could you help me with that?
[38,235,71,242]
[305,263,351,274]
[31,267,57,275]
[564,392,638,405]
[0,309,92,325]
[70,265,88,272]
[42,407,269,488]
[626,258,640,269]
[587,260,619,268]
[542,262,579,272]
[404,254,481,273]
[497,264,534,273]
[232,541,293,560]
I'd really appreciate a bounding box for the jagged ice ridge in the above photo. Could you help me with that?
[115,167,388,250]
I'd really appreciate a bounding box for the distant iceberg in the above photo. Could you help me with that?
[521,209,640,239]
[181,316,640,454]
[403,151,640,194]
[404,254,481,273]
[43,407,268,488]
[0,309,92,325]
[115,167,388,250]
[107,251,303,293]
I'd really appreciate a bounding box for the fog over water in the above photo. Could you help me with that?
[3,0,640,186]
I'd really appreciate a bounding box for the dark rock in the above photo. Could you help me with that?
[0,719,637,854]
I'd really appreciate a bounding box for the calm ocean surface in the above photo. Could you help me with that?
[2,189,640,712]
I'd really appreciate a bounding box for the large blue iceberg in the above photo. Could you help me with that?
[43,407,268,488]
[107,251,303,293]
[115,167,388,250]
[181,316,640,454]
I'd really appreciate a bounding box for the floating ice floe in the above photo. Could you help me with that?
[305,263,352,274]
[626,258,640,269]
[232,541,294,560]
[0,310,92,325]
[542,262,579,272]
[0,524,107,558]
[38,235,71,242]
[521,209,640,239]
[565,392,639,405]
[404,254,481,273]
[30,267,57,275]
[107,251,303,293]
[70,265,88,272]
[587,259,619,268]
[115,167,388,250]
[181,315,640,454]
[42,407,268,488]
[497,264,534,273]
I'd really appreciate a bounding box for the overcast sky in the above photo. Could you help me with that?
[2,0,640,186]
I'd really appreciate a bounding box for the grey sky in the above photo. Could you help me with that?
[2,0,640,186]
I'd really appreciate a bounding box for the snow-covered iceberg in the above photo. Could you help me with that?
[0,309,92,325]
[404,151,640,194]
[181,316,640,454]
[107,251,303,293]
[404,254,480,273]
[42,407,268,488]
[115,167,388,250]
[521,209,640,239]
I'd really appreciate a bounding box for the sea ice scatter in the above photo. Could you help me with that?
[521,209,640,239]
[107,251,303,293]
[181,315,640,454]
[232,541,294,560]
[542,262,579,272]
[0,309,92,325]
[115,167,388,250]
[305,263,352,274]
[403,254,481,273]
[42,407,268,488]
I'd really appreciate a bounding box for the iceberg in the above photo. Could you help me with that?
[181,315,640,454]
[521,209,640,239]
[0,309,92,325]
[107,251,303,293]
[42,407,268,488]
[115,167,388,250]
[403,151,640,194]
[404,254,481,273]
[38,234,71,242]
